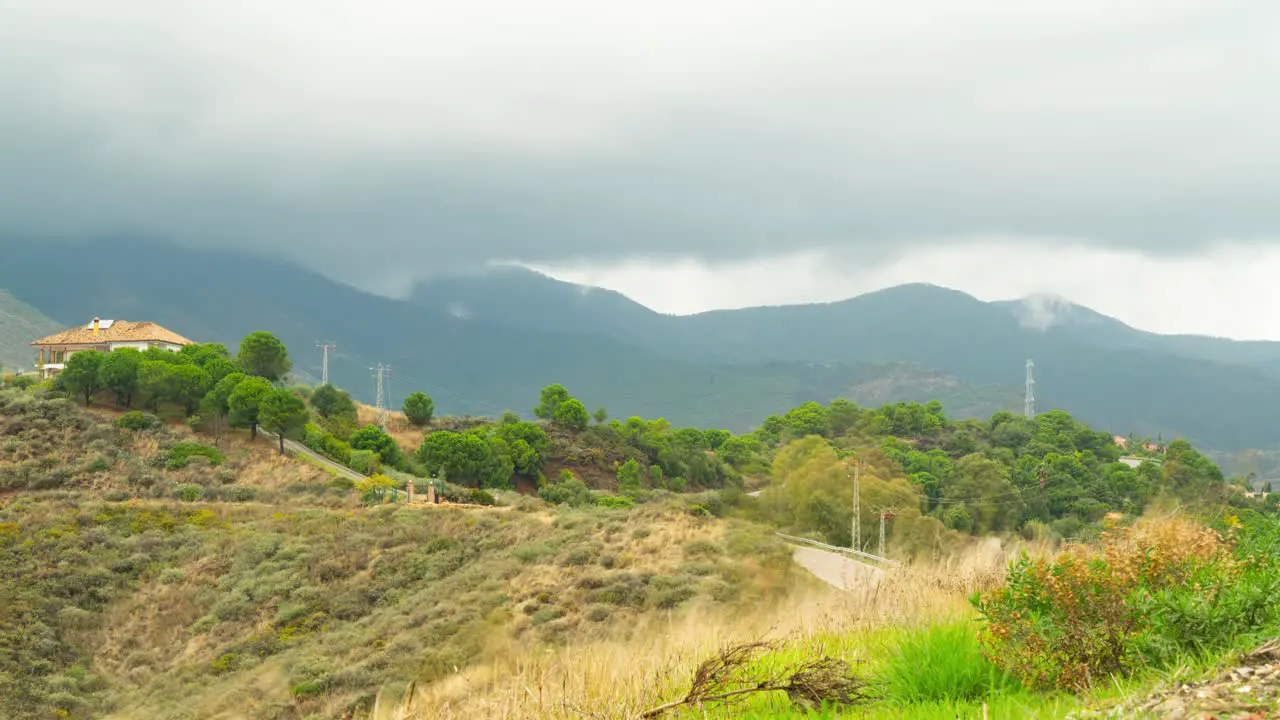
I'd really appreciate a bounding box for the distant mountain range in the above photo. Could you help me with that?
[3,237,1280,454]
[0,289,62,373]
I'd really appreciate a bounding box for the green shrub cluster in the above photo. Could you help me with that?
[161,441,225,469]
[114,410,160,431]
[973,513,1280,690]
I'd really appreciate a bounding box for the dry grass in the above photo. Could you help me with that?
[356,404,427,454]
[388,535,1040,720]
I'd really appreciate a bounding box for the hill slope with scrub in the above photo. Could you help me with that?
[4,327,1280,719]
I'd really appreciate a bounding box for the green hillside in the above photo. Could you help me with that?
[0,289,62,374]
[3,334,1271,719]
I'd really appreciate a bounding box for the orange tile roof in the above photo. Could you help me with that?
[32,320,195,347]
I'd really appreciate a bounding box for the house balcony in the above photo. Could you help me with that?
[36,362,65,379]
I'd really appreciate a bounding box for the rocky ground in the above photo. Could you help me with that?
[1070,639,1280,719]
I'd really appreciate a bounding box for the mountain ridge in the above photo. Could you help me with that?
[3,237,1280,451]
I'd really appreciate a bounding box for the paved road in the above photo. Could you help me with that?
[791,545,885,590]
[257,429,367,483]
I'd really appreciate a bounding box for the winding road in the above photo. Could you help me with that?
[790,545,886,590]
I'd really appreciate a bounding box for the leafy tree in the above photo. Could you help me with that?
[553,398,589,431]
[98,348,141,408]
[171,363,212,416]
[539,470,594,506]
[495,421,550,476]
[138,361,178,411]
[350,424,404,467]
[718,436,759,467]
[416,430,511,488]
[200,372,246,446]
[179,342,230,365]
[533,383,571,420]
[402,391,434,427]
[828,398,861,437]
[783,401,830,438]
[592,406,609,425]
[617,458,643,496]
[944,454,1023,534]
[237,331,292,382]
[703,428,731,450]
[177,343,236,383]
[310,384,357,421]
[201,356,238,384]
[229,376,273,438]
[142,347,187,365]
[500,410,521,425]
[649,464,665,489]
[259,389,309,454]
[61,350,105,405]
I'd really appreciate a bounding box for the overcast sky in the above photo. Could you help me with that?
[4,2,1280,338]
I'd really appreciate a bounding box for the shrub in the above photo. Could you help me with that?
[165,442,225,469]
[880,622,1019,704]
[115,411,160,431]
[468,489,496,506]
[683,539,721,558]
[539,474,594,507]
[348,450,379,475]
[174,484,204,502]
[973,516,1280,690]
[158,568,186,585]
[596,495,635,509]
[223,486,258,503]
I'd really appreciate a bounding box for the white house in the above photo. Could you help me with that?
[31,317,195,379]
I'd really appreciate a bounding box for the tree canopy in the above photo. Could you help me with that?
[237,331,291,382]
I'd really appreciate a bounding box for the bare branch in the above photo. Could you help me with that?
[636,641,870,719]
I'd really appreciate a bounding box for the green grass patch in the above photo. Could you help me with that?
[877,621,1020,705]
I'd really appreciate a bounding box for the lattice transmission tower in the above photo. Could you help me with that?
[371,363,393,428]
[316,343,336,385]
[1024,359,1036,418]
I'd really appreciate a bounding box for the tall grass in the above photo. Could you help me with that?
[413,537,1040,719]
[878,621,1020,704]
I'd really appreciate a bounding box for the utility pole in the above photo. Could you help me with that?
[878,509,895,558]
[316,343,336,385]
[850,458,863,552]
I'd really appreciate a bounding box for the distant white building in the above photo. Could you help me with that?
[30,317,194,379]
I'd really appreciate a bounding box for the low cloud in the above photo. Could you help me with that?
[534,242,1280,341]
[2,1,1280,289]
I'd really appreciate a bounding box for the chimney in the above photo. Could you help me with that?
[92,317,100,336]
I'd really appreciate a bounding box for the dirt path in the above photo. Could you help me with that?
[791,546,885,590]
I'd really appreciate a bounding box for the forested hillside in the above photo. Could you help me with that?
[5,237,1280,451]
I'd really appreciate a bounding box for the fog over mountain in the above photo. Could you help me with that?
[4,2,1280,340]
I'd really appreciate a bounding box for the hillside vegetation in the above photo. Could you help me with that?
[7,238,1280,450]
[0,386,803,719]
[4,327,1280,719]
